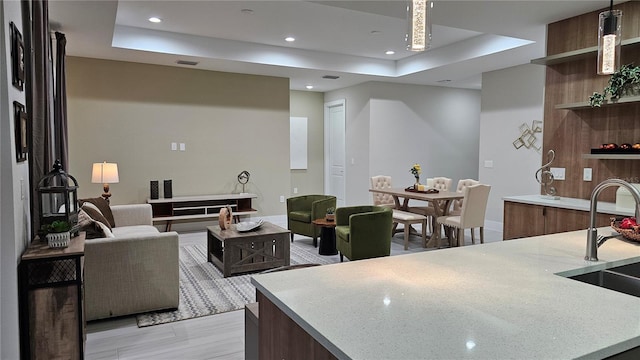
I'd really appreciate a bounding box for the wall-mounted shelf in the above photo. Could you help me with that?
[531,37,640,65]
[582,153,640,160]
[555,95,640,110]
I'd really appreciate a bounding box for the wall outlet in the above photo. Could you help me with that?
[484,160,494,168]
[279,195,285,203]
[583,168,592,181]
[293,187,298,194]
[550,167,566,180]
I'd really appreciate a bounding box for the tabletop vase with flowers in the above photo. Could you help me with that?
[410,163,422,188]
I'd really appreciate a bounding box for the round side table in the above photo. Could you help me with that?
[312,218,338,255]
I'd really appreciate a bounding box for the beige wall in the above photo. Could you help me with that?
[289,91,324,196]
[66,57,290,216]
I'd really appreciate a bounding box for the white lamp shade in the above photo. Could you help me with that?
[91,162,119,184]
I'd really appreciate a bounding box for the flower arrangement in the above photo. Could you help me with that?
[410,164,422,178]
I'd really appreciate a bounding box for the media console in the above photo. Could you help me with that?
[147,193,258,231]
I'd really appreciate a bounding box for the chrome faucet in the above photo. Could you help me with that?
[586,179,640,261]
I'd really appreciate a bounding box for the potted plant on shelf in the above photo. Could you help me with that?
[589,64,640,107]
[325,207,335,222]
[42,220,71,248]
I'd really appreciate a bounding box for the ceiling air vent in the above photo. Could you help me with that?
[176,60,199,66]
[322,75,340,80]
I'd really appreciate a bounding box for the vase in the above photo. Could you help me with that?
[47,231,70,248]
[414,176,420,188]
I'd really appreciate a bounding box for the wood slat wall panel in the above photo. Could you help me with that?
[543,4,640,203]
[547,2,640,55]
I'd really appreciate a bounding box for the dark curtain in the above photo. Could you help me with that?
[29,0,68,236]
[29,0,53,235]
[54,31,68,170]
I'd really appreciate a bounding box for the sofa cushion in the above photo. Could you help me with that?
[112,225,160,238]
[79,197,116,228]
[289,210,311,223]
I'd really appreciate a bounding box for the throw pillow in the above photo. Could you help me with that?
[81,205,112,231]
[79,197,115,228]
[78,209,106,239]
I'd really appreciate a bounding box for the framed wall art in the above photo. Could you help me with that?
[14,102,28,162]
[10,22,25,91]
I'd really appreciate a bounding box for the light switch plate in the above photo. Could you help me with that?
[171,142,177,151]
[583,168,592,181]
[550,167,566,180]
[179,143,186,151]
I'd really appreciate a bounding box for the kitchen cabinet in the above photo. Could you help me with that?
[504,201,615,240]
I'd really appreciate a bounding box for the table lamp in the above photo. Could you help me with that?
[92,162,119,202]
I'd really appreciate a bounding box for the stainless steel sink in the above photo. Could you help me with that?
[569,262,640,298]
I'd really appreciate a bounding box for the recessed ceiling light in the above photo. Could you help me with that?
[305,85,314,90]
[437,79,452,83]
[285,37,295,42]
[240,8,254,15]
[385,50,395,55]
[370,30,382,35]
[148,17,162,23]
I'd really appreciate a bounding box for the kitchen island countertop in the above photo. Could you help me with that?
[252,228,640,359]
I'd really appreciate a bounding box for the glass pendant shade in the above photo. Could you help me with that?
[597,9,622,75]
[406,0,431,52]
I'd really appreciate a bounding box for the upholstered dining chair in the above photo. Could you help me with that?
[408,177,453,233]
[436,184,491,247]
[287,195,337,247]
[335,205,393,262]
[449,179,480,216]
[371,176,427,250]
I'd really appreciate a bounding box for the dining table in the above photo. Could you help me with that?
[368,187,464,247]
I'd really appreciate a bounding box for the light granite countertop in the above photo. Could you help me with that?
[503,194,635,216]
[251,228,640,359]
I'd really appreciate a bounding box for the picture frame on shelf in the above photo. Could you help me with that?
[10,22,25,91]
[14,101,28,162]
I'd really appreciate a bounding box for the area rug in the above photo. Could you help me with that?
[136,242,334,327]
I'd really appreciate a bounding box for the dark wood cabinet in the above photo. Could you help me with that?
[19,233,85,360]
[504,201,615,240]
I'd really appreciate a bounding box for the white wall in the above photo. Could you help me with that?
[326,82,481,206]
[1,1,30,358]
[479,64,544,230]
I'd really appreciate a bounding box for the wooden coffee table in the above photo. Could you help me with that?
[207,222,290,277]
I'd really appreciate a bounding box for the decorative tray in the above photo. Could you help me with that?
[404,186,439,194]
[611,219,640,243]
[236,219,264,232]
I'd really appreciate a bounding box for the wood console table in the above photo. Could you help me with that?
[147,193,257,231]
[19,233,86,360]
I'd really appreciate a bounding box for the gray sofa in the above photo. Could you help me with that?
[84,204,180,321]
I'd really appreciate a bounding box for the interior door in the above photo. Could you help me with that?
[324,99,346,207]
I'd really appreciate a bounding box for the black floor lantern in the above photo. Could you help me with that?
[37,159,79,236]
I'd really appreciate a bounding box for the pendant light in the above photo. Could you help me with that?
[406,0,432,52]
[597,0,622,75]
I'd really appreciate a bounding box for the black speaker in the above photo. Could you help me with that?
[164,180,173,198]
[150,181,159,199]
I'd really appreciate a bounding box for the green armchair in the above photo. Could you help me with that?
[335,205,393,262]
[287,195,337,247]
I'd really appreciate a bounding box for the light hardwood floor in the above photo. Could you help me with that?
[85,219,502,360]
